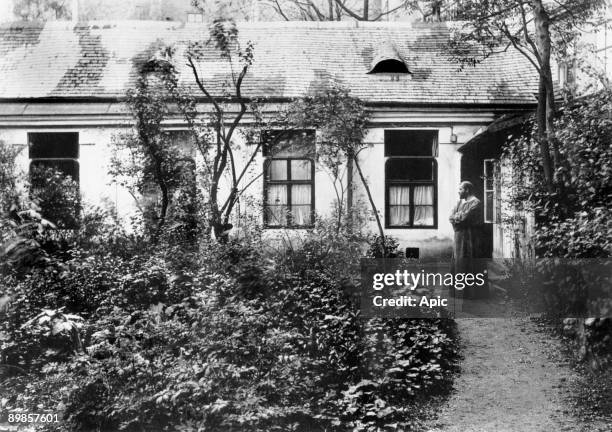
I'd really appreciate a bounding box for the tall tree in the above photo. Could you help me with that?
[13,0,70,20]
[450,0,605,187]
[286,87,389,254]
[110,65,198,244]
[172,19,293,241]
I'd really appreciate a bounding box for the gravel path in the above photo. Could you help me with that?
[425,317,611,432]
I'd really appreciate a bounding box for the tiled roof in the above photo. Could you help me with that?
[0,20,538,105]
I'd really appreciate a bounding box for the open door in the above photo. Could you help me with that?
[459,144,500,259]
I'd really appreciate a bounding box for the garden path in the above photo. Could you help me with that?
[424,317,611,432]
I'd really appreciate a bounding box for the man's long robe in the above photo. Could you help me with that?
[450,196,487,299]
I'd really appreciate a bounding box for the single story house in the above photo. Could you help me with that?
[0,20,538,258]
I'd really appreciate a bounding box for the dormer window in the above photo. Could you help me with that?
[187,13,204,23]
[368,40,410,74]
[369,59,409,73]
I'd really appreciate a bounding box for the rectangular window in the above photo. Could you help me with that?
[483,159,500,223]
[187,13,204,23]
[263,131,315,228]
[385,130,437,228]
[28,132,80,227]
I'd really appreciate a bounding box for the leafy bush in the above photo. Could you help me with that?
[502,89,612,369]
[1,210,458,431]
[30,165,81,230]
[503,90,612,258]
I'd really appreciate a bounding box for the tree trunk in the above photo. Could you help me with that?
[346,151,354,229]
[536,75,554,186]
[209,180,222,240]
[353,155,386,256]
[532,0,555,187]
[544,69,560,171]
[155,162,169,241]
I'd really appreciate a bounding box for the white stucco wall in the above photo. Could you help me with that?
[195,123,483,258]
[0,127,137,223]
[0,107,497,258]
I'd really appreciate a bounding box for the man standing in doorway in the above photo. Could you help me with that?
[450,181,487,299]
[450,181,482,258]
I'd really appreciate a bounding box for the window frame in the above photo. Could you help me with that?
[262,131,316,229]
[385,158,438,229]
[27,132,81,228]
[28,132,80,182]
[483,158,500,224]
[384,130,438,229]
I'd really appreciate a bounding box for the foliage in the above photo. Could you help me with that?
[1,212,458,431]
[285,86,388,253]
[119,20,267,242]
[503,90,612,258]
[450,0,606,186]
[111,69,200,243]
[259,0,422,22]
[0,144,58,275]
[366,235,400,258]
[30,165,81,230]
[0,204,54,275]
[288,86,368,171]
[0,20,459,431]
[502,90,612,371]
[13,0,70,20]
[182,19,265,241]
[0,140,20,213]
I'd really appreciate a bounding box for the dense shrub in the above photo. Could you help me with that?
[504,90,612,258]
[1,211,457,431]
[502,90,612,370]
[30,166,81,230]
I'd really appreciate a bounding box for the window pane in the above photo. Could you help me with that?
[389,186,410,205]
[267,184,287,205]
[31,159,79,182]
[386,159,434,181]
[291,205,311,225]
[291,184,311,205]
[414,185,434,205]
[389,206,411,226]
[385,130,437,156]
[29,161,80,229]
[290,160,311,180]
[263,130,315,157]
[29,132,78,159]
[267,160,287,180]
[413,206,434,226]
[485,191,494,222]
[265,205,287,226]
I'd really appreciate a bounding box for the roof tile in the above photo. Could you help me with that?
[0,20,538,105]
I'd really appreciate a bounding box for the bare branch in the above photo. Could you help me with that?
[333,0,364,20]
[187,57,223,117]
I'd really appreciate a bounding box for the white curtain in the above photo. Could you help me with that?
[413,185,434,226]
[267,160,287,180]
[389,186,410,226]
[290,160,311,180]
[291,184,311,225]
[266,185,287,225]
